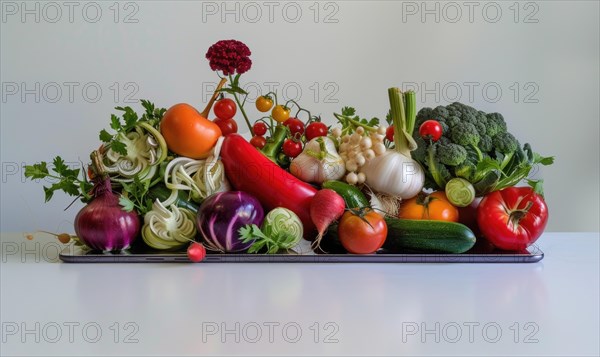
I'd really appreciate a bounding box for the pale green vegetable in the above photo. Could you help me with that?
[239,208,303,254]
[142,199,196,250]
[104,122,167,182]
[163,137,230,203]
[445,178,476,207]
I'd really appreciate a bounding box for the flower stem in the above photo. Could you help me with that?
[229,75,254,136]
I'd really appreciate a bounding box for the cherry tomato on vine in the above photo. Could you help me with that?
[255,96,274,113]
[283,118,305,137]
[250,135,266,149]
[338,209,387,254]
[271,105,291,123]
[282,139,303,158]
[305,122,328,141]
[386,125,394,142]
[419,120,443,141]
[213,98,237,120]
[252,122,267,136]
[213,118,238,136]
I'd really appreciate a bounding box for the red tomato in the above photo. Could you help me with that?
[386,125,394,142]
[253,122,267,136]
[249,135,266,149]
[283,118,305,136]
[213,118,238,136]
[213,98,237,120]
[477,187,548,251]
[305,122,328,141]
[419,120,443,141]
[282,139,302,158]
[338,210,387,254]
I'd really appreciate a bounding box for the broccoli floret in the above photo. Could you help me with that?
[478,135,493,153]
[485,112,507,137]
[454,161,477,181]
[436,143,468,166]
[432,106,449,119]
[492,132,519,154]
[416,107,433,127]
[446,115,461,128]
[411,136,428,163]
[450,122,480,147]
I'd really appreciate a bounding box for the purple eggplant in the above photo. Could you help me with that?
[197,191,264,252]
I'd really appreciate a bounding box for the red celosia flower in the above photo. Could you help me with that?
[205,40,252,76]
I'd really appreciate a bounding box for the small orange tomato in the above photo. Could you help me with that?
[160,103,222,159]
[255,96,274,112]
[399,191,459,222]
[271,105,290,123]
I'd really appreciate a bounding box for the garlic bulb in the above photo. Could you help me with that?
[360,149,425,199]
[290,137,345,184]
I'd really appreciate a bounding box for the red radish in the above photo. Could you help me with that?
[187,242,206,262]
[310,189,346,247]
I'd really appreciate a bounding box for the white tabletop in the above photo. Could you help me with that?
[1,232,598,356]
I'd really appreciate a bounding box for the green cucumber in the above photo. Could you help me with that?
[322,180,369,209]
[383,218,476,254]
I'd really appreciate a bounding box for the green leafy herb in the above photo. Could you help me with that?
[24,157,93,203]
[239,224,296,254]
[120,176,153,214]
[99,100,166,156]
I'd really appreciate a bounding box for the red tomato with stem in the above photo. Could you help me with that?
[282,139,302,158]
[213,98,237,120]
[477,187,548,251]
[419,120,443,141]
[338,209,387,254]
[305,122,328,141]
[213,118,238,136]
[283,118,305,136]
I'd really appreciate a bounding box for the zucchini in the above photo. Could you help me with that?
[147,184,200,215]
[383,218,476,254]
[322,180,369,209]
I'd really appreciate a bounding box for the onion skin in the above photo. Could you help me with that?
[197,191,264,252]
[74,178,140,251]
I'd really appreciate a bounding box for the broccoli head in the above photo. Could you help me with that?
[450,122,480,147]
[432,106,450,119]
[492,132,519,154]
[485,112,507,137]
[454,161,477,181]
[478,135,493,153]
[446,115,461,128]
[436,143,468,166]
[411,136,428,163]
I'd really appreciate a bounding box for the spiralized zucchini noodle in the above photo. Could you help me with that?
[163,137,230,204]
[141,199,196,250]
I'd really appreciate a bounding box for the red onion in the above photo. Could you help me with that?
[74,152,140,251]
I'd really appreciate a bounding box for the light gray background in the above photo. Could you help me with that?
[1,0,598,232]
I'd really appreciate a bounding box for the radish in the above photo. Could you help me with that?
[310,189,346,247]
